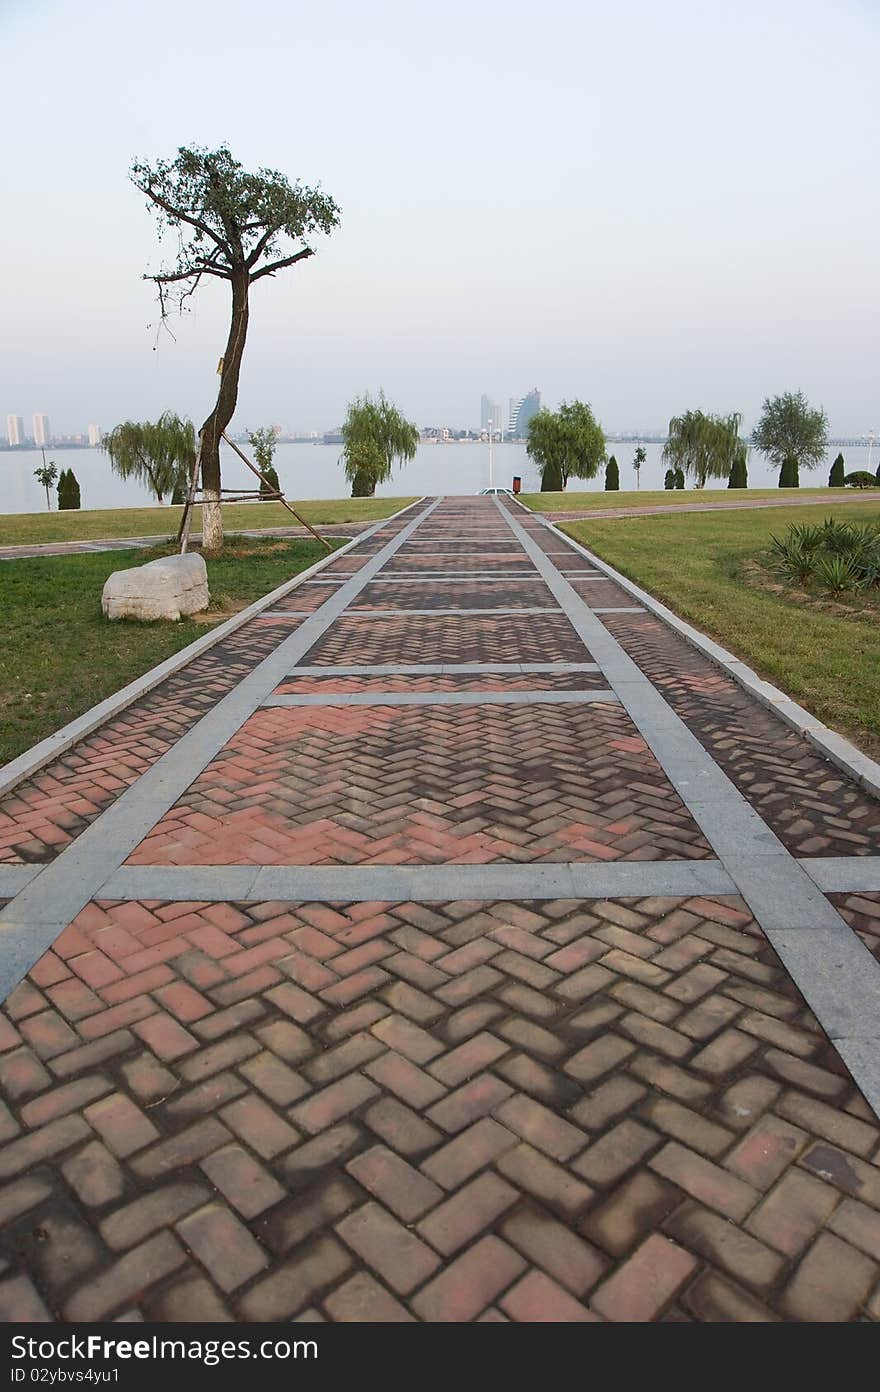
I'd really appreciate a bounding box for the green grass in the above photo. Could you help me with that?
[522,487,861,513]
[0,497,418,547]
[0,536,339,766]
[562,500,880,759]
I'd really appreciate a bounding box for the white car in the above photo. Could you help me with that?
[478,487,514,496]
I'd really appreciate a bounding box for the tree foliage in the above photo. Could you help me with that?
[247,427,282,498]
[663,410,747,489]
[103,413,196,503]
[341,393,419,497]
[752,391,828,489]
[605,455,619,491]
[632,446,646,488]
[843,471,877,489]
[527,401,605,492]
[674,467,685,489]
[34,462,58,511]
[728,452,748,489]
[132,145,340,551]
[664,468,676,490]
[57,468,81,510]
[829,452,845,487]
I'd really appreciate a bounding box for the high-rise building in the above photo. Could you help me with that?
[32,414,50,447]
[508,388,541,438]
[6,415,24,446]
[88,423,102,446]
[480,395,502,436]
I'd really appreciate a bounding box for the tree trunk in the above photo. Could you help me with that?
[200,270,250,554]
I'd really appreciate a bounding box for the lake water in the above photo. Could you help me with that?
[2,439,876,514]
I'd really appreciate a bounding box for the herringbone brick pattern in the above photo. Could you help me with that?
[599,613,880,858]
[126,703,713,867]
[300,614,592,666]
[0,894,877,1321]
[272,673,610,695]
[0,621,301,866]
[829,892,880,964]
[351,583,556,611]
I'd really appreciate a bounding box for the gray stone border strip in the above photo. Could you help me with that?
[0,867,40,896]
[536,507,880,801]
[0,499,442,1000]
[98,858,737,904]
[260,689,619,708]
[497,498,880,1116]
[0,497,428,800]
[800,857,880,893]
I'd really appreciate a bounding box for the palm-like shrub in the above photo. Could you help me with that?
[767,518,880,593]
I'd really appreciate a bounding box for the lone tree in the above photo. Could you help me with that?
[605,455,619,491]
[247,427,281,499]
[752,391,828,489]
[664,468,676,490]
[34,461,58,510]
[57,468,82,510]
[341,393,419,497]
[632,446,646,489]
[132,146,340,552]
[829,452,845,487]
[663,410,747,489]
[527,401,605,492]
[103,413,196,504]
[674,467,685,489]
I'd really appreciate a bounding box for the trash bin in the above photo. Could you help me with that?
[512,476,522,494]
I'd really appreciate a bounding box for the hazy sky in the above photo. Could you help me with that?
[2,0,878,435]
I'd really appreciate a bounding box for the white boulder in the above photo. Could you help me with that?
[102,553,210,622]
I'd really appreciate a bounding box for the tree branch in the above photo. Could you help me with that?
[132,178,229,253]
[148,264,231,285]
[250,246,314,280]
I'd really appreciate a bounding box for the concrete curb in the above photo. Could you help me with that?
[0,498,426,799]
[515,500,880,801]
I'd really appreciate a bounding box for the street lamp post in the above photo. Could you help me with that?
[488,415,494,489]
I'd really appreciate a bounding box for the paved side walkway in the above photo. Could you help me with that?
[0,522,371,562]
[0,496,879,1322]
[537,492,880,522]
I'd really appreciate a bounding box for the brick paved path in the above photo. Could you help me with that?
[0,496,879,1322]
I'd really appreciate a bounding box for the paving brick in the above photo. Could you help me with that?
[590,1234,697,1322]
[724,1115,807,1189]
[0,1275,51,1321]
[492,1093,586,1161]
[650,1141,759,1219]
[324,1272,414,1321]
[261,1174,361,1255]
[501,1204,606,1294]
[100,1183,210,1250]
[177,1203,268,1291]
[364,1096,442,1155]
[130,1119,231,1181]
[684,1271,778,1322]
[64,1232,186,1320]
[427,1074,513,1134]
[20,1074,111,1128]
[84,1092,160,1157]
[238,1233,352,1320]
[666,1203,785,1290]
[62,1140,125,1206]
[496,1142,594,1219]
[781,1231,876,1321]
[335,1201,440,1295]
[423,1118,517,1190]
[746,1169,840,1257]
[412,1235,526,1321]
[574,1119,660,1186]
[582,1168,681,1257]
[290,1074,379,1134]
[500,1270,600,1322]
[416,1172,518,1256]
[200,1143,286,1218]
[346,1145,443,1221]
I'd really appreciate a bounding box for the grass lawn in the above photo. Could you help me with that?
[562,499,880,759]
[0,536,338,766]
[0,496,418,547]
[522,487,860,513]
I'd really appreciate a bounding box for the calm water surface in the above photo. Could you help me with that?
[2,441,877,515]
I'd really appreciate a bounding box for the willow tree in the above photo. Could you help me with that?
[341,392,419,497]
[103,413,196,503]
[752,392,828,489]
[663,409,747,489]
[131,146,340,551]
[527,401,605,491]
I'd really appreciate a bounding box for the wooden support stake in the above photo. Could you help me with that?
[177,433,203,553]
[220,432,333,552]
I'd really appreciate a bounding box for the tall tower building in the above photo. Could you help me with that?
[6,416,24,446]
[88,423,102,446]
[480,395,502,435]
[33,414,50,447]
[508,388,542,438]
